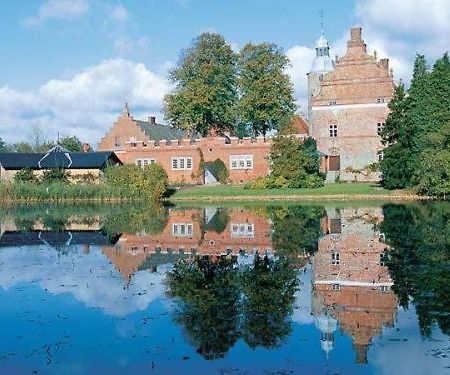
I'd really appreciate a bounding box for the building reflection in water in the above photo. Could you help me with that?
[0,205,400,364]
[312,207,398,364]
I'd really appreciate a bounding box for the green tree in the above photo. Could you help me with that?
[381,203,450,336]
[380,83,413,189]
[270,136,323,188]
[237,43,296,137]
[164,33,238,136]
[59,136,84,152]
[166,256,241,359]
[241,255,298,348]
[0,137,9,152]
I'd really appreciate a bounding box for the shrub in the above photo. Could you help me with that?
[41,168,70,184]
[104,163,168,200]
[14,168,37,184]
[270,136,324,188]
[208,159,229,184]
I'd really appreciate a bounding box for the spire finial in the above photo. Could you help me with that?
[319,8,325,35]
[123,101,130,116]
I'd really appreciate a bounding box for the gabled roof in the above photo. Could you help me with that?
[136,120,192,144]
[0,148,122,170]
[291,115,310,135]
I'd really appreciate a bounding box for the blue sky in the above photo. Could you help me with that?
[0,0,449,144]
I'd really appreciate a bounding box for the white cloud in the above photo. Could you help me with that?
[110,4,129,24]
[356,0,450,37]
[0,59,171,145]
[23,0,89,27]
[286,45,315,113]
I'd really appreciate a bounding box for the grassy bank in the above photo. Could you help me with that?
[0,183,141,203]
[169,183,423,202]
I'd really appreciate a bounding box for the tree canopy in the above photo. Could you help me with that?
[381,53,450,196]
[238,43,296,136]
[164,32,238,137]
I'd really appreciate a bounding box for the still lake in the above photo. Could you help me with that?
[0,202,449,374]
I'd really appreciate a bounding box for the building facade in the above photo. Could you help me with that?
[98,105,300,184]
[308,27,395,182]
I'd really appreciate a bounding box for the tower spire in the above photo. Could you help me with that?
[319,8,325,35]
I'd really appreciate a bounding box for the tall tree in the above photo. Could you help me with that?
[164,33,238,136]
[59,136,84,152]
[238,43,296,136]
[380,83,413,189]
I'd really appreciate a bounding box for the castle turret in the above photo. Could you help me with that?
[307,28,335,125]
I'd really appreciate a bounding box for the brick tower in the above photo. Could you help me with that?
[308,27,395,182]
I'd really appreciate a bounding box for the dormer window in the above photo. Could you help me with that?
[377,122,385,135]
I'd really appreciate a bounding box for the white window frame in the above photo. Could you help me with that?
[171,157,193,171]
[172,223,193,237]
[230,155,253,170]
[331,252,340,265]
[231,222,254,238]
[329,125,338,138]
[135,158,156,169]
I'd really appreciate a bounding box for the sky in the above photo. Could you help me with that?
[0,0,449,146]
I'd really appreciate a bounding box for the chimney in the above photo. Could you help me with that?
[82,143,91,152]
[380,58,389,71]
[347,26,366,53]
[350,27,362,41]
[149,116,156,125]
[373,50,377,60]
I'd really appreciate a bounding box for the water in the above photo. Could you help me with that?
[0,203,449,374]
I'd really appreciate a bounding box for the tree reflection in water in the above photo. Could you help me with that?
[382,202,450,336]
[166,254,299,359]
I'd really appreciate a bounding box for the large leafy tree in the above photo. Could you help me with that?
[164,33,238,136]
[238,43,296,137]
[59,136,84,152]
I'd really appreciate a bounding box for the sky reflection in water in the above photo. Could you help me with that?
[0,203,449,374]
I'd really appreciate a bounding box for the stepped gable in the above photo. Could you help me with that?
[312,27,394,106]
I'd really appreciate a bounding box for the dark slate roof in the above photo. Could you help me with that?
[0,147,122,170]
[0,230,117,248]
[136,120,196,144]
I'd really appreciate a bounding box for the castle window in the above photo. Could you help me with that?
[231,223,254,238]
[329,125,338,137]
[377,97,385,103]
[379,285,389,293]
[332,284,341,291]
[230,155,253,170]
[331,252,340,265]
[377,122,385,135]
[114,137,121,148]
[171,157,193,171]
[173,223,193,237]
[329,100,336,105]
[380,253,386,267]
[135,158,156,169]
[129,136,137,147]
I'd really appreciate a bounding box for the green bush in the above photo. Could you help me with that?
[208,159,229,184]
[104,163,168,200]
[14,168,37,184]
[42,168,70,184]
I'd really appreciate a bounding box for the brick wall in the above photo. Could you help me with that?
[309,27,395,181]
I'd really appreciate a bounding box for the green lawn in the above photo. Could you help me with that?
[169,183,417,201]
